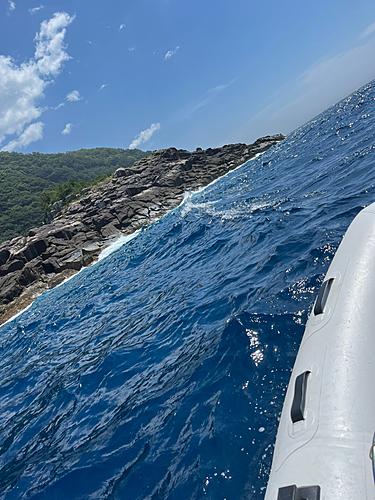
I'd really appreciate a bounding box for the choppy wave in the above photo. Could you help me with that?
[1,80,375,499]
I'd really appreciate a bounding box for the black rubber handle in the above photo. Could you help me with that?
[291,371,310,423]
[277,485,302,500]
[277,484,321,500]
[314,278,334,316]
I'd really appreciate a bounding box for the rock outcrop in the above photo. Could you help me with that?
[0,135,284,324]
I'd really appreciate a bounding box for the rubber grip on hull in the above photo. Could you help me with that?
[314,278,334,315]
[290,371,310,423]
[277,484,321,500]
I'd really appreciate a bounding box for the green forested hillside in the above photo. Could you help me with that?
[0,147,150,243]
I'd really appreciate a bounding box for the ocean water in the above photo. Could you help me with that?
[1,80,375,500]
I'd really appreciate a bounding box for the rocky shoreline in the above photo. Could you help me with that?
[0,135,284,325]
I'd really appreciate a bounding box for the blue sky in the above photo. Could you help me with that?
[1,0,375,153]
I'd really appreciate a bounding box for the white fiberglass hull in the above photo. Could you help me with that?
[265,202,375,500]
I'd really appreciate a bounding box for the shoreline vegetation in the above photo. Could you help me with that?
[0,147,150,243]
[0,135,285,326]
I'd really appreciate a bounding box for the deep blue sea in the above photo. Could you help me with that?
[1,80,375,500]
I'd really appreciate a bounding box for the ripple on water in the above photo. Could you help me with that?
[1,81,375,499]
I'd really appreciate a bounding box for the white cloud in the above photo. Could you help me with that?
[129,47,135,51]
[66,90,82,101]
[62,123,72,135]
[224,37,375,144]
[34,12,75,76]
[129,123,161,149]
[52,102,65,110]
[29,5,44,14]
[99,84,108,91]
[273,39,375,128]
[52,89,81,109]
[165,46,179,61]
[8,1,15,11]
[1,122,43,152]
[0,56,45,139]
[178,80,236,121]
[119,24,125,30]
[0,12,74,151]
[359,21,375,39]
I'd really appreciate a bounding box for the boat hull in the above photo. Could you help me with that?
[265,202,375,500]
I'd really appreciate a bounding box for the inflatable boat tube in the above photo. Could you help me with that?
[265,202,375,500]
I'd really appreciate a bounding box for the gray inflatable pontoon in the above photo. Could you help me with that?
[265,202,375,500]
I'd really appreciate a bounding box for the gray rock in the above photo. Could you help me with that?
[115,168,127,177]
[0,249,10,266]
[53,200,64,211]
[59,251,83,271]
[82,242,102,255]
[97,200,107,209]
